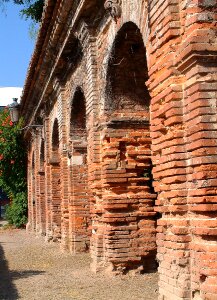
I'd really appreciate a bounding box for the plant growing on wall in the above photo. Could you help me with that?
[0,107,27,227]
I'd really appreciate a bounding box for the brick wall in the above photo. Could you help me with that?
[22,0,217,299]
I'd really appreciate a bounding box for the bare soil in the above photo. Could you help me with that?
[0,226,158,300]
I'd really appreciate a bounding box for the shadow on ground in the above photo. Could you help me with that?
[0,243,45,300]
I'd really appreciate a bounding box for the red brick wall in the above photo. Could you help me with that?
[149,0,217,299]
[24,0,217,298]
[89,20,157,273]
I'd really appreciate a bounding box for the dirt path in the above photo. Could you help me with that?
[0,228,158,300]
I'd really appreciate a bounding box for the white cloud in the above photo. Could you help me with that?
[0,87,22,106]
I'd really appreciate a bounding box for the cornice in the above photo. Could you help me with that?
[21,0,59,115]
[20,0,87,128]
[20,0,107,130]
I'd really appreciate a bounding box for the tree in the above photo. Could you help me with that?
[1,0,44,22]
[0,108,28,227]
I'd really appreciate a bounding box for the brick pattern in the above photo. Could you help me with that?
[68,87,90,252]
[149,0,217,299]
[99,124,156,272]
[50,118,62,241]
[22,0,217,299]
[183,2,217,299]
[90,20,157,272]
[44,117,53,240]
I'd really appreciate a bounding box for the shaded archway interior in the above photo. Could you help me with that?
[106,22,150,119]
[70,87,87,141]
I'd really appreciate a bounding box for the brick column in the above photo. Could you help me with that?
[38,167,46,235]
[75,21,102,270]
[34,130,43,235]
[29,141,37,233]
[67,85,90,252]
[68,142,90,252]
[59,87,70,251]
[44,116,53,241]
[177,2,217,299]
[26,147,35,232]
[148,0,192,298]
[151,0,217,299]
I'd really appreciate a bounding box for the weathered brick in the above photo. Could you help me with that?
[21,0,217,299]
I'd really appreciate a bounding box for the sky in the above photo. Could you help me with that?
[0,2,36,106]
[0,87,22,105]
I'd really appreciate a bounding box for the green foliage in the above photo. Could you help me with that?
[20,0,44,22]
[5,192,28,227]
[0,108,27,227]
[0,0,44,22]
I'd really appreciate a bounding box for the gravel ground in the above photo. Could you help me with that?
[0,226,158,300]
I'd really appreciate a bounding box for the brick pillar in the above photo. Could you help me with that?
[185,59,217,300]
[50,130,61,242]
[27,148,35,232]
[44,117,53,241]
[34,130,43,235]
[152,81,190,300]
[38,138,46,235]
[178,2,217,299]
[59,87,70,251]
[38,168,46,235]
[68,142,90,252]
[60,147,70,251]
[151,0,217,299]
[67,86,90,252]
[50,160,61,241]
[30,148,37,232]
[148,0,192,298]
[75,21,102,268]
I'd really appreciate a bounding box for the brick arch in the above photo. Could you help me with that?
[91,21,157,273]
[50,118,62,241]
[105,21,150,118]
[121,0,150,42]
[68,86,90,253]
[70,87,86,141]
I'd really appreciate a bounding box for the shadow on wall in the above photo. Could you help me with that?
[0,243,45,299]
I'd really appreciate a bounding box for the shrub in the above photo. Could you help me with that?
[5,192,28,227]
[0,108,27,227]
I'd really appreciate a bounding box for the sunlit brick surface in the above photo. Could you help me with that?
[22,1,217,299]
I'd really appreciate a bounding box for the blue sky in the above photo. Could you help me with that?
[0,2,35,88]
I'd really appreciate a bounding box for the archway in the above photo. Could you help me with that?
[50,118,62,241]
[105,22,150,117]
[38,139,46,235]
[70,87,86,140]
[95,22,156,272]
[68,87,90,252]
